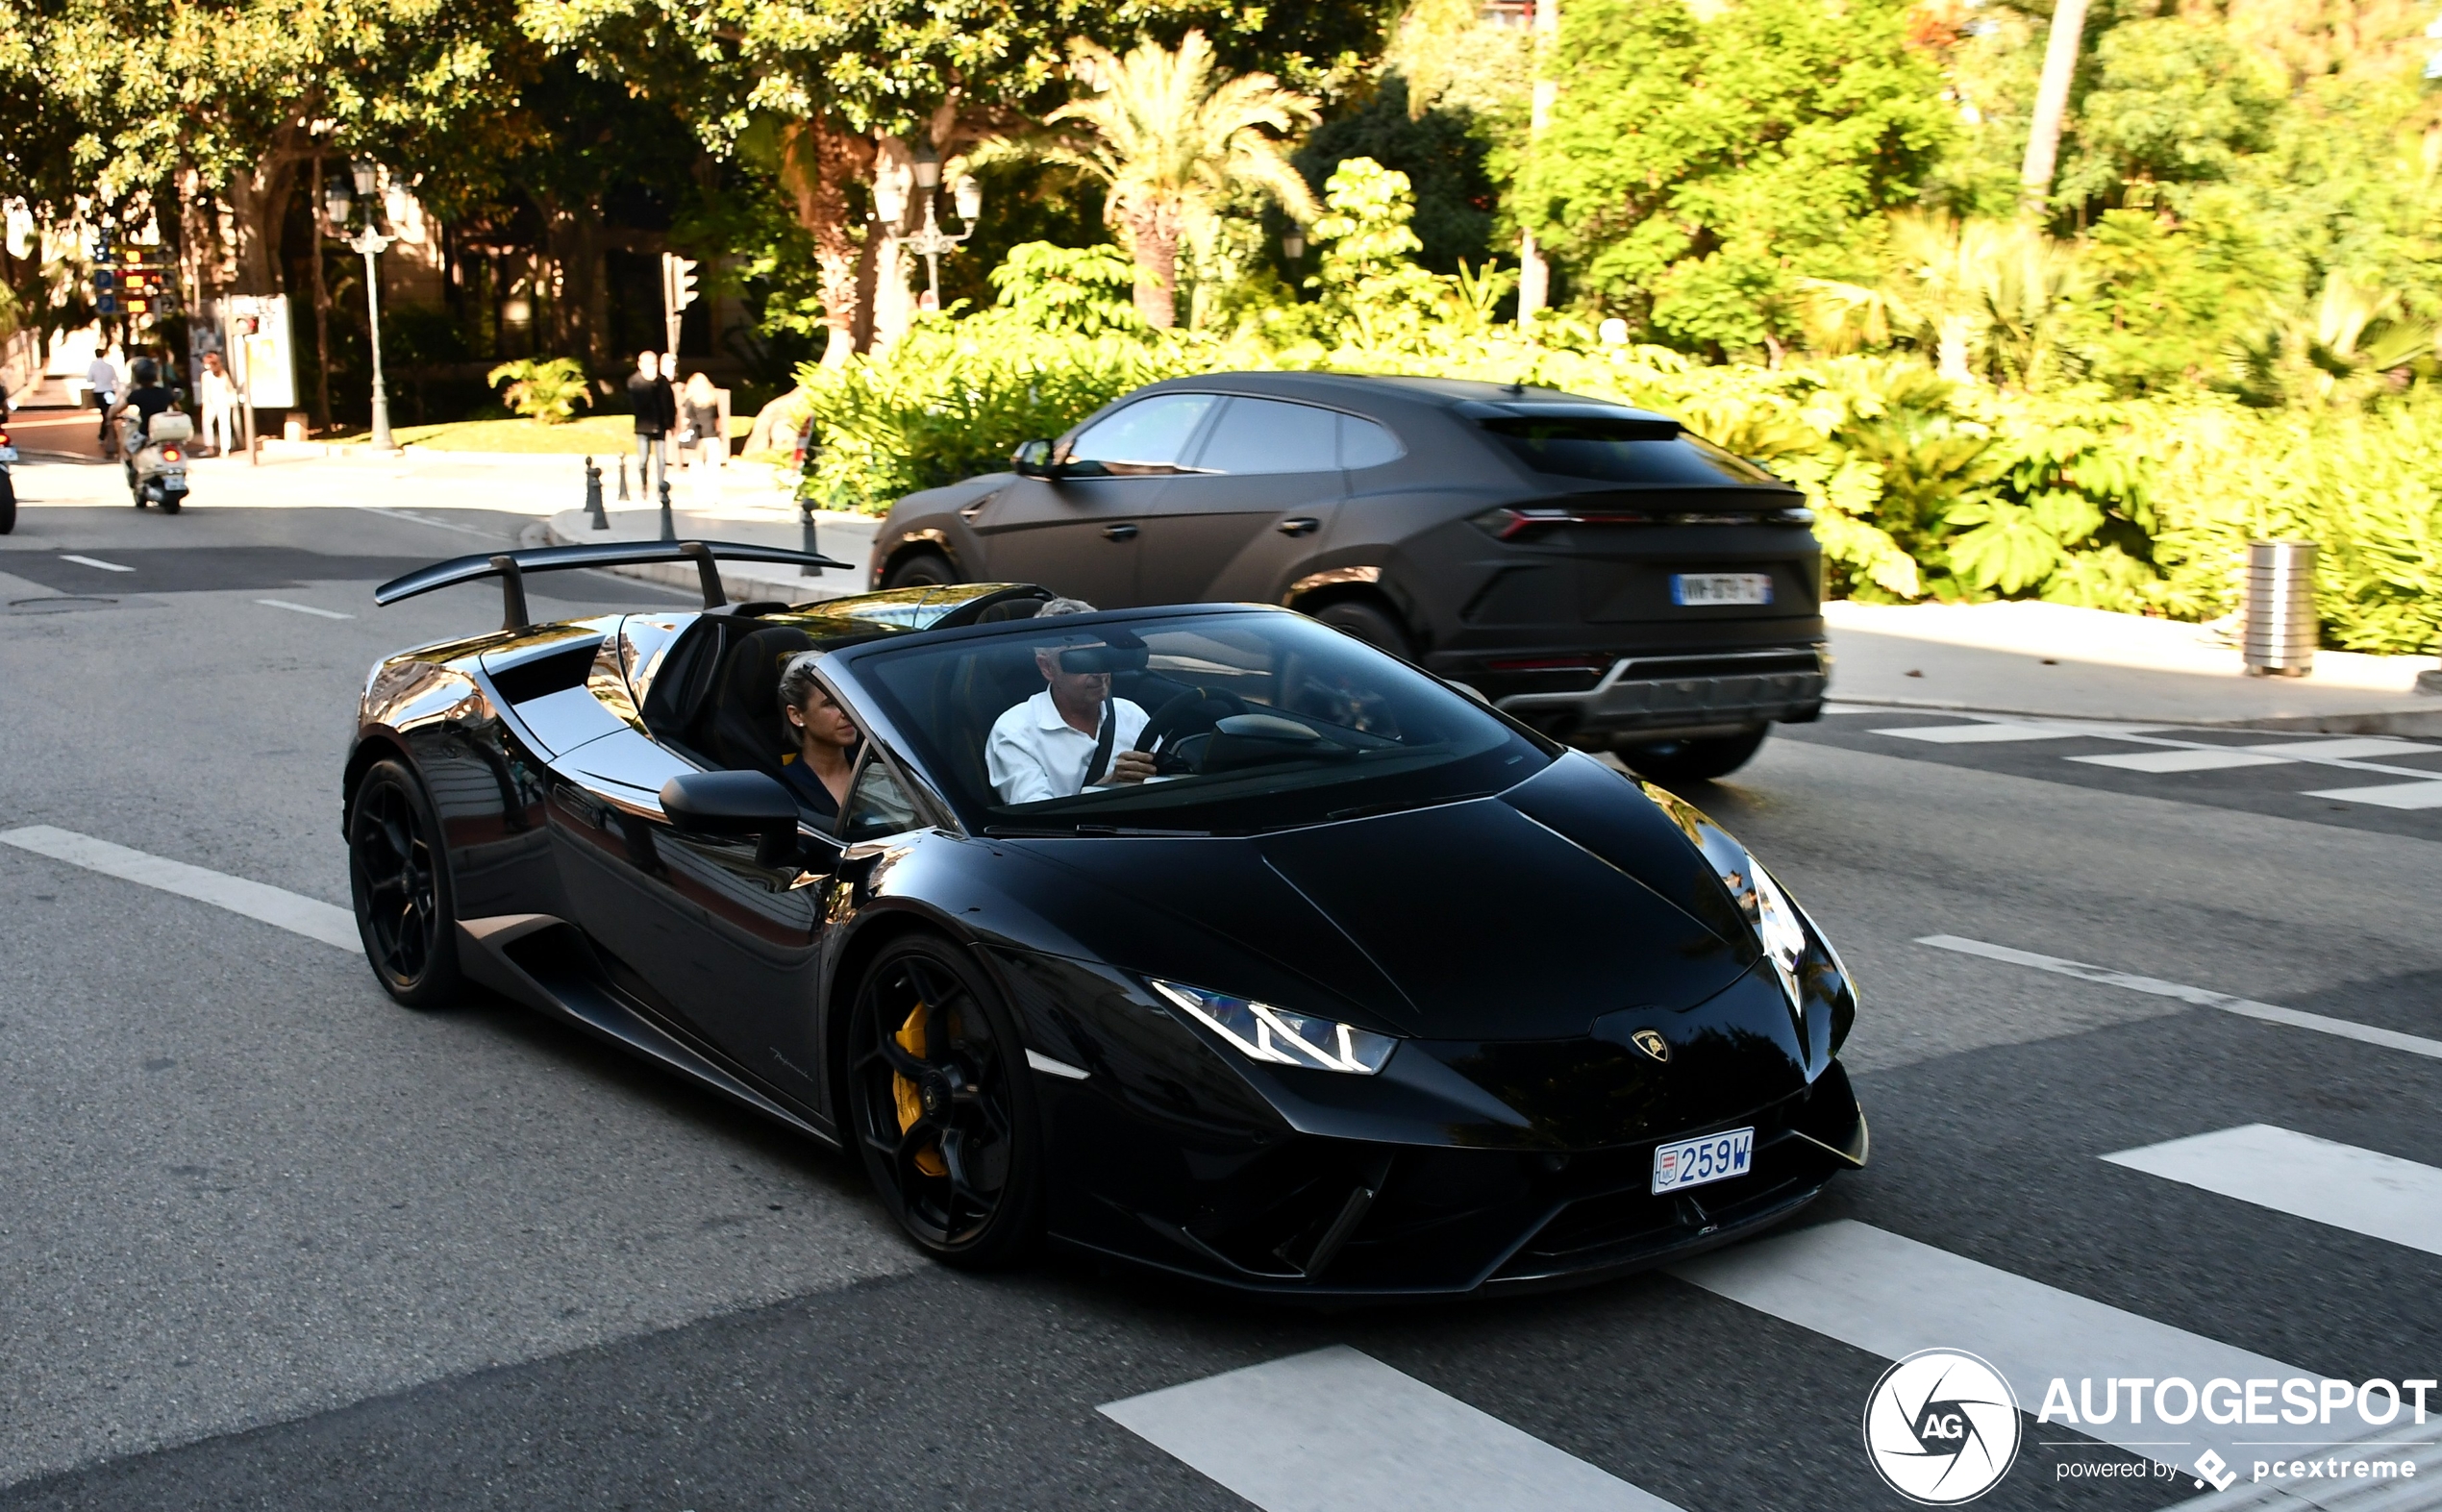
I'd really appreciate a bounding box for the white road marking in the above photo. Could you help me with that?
[59,554,134,572]
[2104,1125,2442,1257]
[1101,1345,1681,1512]
[255,598,355,620]
[0,826,358,951]
[1918,934,2442,1061]
[2244,737,2441,761]
[2072,749,2292,774]
[1875,722,2100,744]
[361,506,494,538]
[1673,1220,2414,1476]
[2305,780,2442,810]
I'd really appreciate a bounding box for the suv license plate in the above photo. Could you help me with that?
[1672,572,1773,607]
[1653,1127,1755,1194]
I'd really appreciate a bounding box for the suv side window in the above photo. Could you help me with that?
[1062,393,1218,476]
[839,754,920,841]
[1188,397,1340,475]
[1339,414,1404,469]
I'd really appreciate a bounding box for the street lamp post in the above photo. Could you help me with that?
[325,160,397,451]
[901,149,983,311]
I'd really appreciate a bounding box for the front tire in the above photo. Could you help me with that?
[1314,597,1415,660]
[844,935,1042,1268]
[1616,726,1770,785]
[348,757,463,1006]
[883,550,957,591]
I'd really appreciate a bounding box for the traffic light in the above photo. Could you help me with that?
[662,253,700,313]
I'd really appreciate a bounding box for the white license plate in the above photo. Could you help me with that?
[0,447,17,462]
[1652,1127,1755,1194]
[1672,572,1773,607]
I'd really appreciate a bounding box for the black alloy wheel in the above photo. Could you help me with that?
[883,550,957,591]
[845,936,1041,1267]
[1314,598,1416,660]
[348,757,463,1006]
[1616,725,1771,785]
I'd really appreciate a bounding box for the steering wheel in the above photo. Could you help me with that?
[1136,685,1248,774]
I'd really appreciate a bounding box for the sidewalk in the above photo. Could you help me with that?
[1826,600,2442,734]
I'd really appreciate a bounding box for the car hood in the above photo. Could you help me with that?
[999,756,1757,1042]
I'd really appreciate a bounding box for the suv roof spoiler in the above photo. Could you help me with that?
[374,539,856,629]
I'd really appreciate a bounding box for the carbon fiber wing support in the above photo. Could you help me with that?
[372,539,857,628]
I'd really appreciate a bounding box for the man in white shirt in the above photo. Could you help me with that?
[985,612,1158,804]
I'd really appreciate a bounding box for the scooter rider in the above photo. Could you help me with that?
[107,358,176,448]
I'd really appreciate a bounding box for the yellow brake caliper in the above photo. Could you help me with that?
[893,1004,950,1177]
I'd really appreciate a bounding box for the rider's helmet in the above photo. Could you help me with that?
[131,357,160,385]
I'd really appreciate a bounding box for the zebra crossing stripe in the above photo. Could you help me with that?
[1672,1220,2422,1479]
[0,826,360,950]
[2104,1125,2442,1258]
[1101,1344,1682,1512]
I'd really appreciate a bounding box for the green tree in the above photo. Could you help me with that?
[1515,0,1954,358]
[984,31,1323,329]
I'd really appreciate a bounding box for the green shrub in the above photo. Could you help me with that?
[486,358,593,424]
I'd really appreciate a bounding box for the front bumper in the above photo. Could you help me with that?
[1491,645,1828,745]
[1047,1058,1865,1300]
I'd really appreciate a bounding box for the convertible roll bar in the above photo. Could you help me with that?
[373,539,857,629]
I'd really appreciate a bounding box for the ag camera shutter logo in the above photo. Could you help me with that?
[1863,1349,2023,1503]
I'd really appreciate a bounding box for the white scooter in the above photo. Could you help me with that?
[118,410,192,513]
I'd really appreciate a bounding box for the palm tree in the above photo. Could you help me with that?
[1804,211,2081,386]
[984,32,1322,329]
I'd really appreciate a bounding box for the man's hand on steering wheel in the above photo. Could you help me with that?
[1103,750,1157,785]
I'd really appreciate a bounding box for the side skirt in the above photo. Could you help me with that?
[457,913,837,1146]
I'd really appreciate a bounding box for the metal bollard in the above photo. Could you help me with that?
[2242,539,2317,678]
[800,497,821,579]
[584,456,608,530]
[658,473,676,543]
[617,452,631,502]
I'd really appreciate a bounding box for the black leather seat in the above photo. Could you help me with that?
[705,626,813,776]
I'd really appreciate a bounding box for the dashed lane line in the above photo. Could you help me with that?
[1918,935,2442,1062]
[255,598,355,620]
[1102,1345,1682,1512]
[0,826,358,950]
[2105,1125,2442,1258]
[58,554,135,572]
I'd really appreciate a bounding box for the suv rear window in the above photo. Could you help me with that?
[1481,417,1778,486]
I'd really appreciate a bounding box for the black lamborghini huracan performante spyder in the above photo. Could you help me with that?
[347,541,1867,1299]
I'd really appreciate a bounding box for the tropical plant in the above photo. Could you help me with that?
[980,31,1323,329]
[486,358,593,423]
[1804,211,2081,387]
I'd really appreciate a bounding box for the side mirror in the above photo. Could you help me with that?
[1011,438,1058,478]
[660,770,802,868]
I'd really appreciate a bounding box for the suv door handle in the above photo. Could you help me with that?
[1278,517,1319,536]
[1102,523,1138,540]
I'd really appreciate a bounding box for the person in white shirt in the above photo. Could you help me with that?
[985,604,1158,804]
[197,351,237,456]
[87,351,122,451]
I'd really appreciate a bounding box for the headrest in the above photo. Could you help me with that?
[722,626,813,718]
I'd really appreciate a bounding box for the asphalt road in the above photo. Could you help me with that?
[3,462,2437,1511]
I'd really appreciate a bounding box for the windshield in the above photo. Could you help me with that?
[1482,416,1780,486]
[852,611,1555,834]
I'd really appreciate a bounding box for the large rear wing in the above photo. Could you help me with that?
[373,539,856,629]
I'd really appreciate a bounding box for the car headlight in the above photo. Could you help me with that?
[1639,783,1811,1014]
[1148,979,1398,1075]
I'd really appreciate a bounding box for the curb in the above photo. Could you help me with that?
[1827,693,2442,737]
[540,516,864,606]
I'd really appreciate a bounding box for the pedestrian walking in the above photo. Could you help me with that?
[197,352,237,457]
[87,348,123,456]
[625,351,675,495]
[679,370,726,507]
